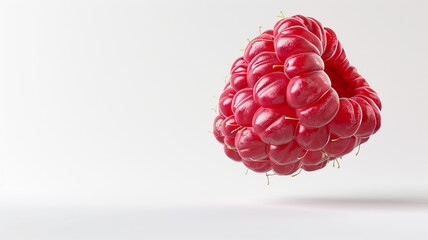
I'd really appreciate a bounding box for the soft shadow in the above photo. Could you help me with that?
[269,196,428,209]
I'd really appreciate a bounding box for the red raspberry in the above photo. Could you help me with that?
[213,15,382,176]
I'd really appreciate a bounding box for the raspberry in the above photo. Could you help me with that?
[213,15,382,176]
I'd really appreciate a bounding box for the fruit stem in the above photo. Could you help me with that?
[259,26,262,34]
[245,168,249,175]
[247,38,251,43]
[231,126,246,133]
[272,65,283,69]
[265,172,276,185]
[321,151,329,158]
[284,116,299,121]
[276,11,285,19]
[335,159,341,169]
[356,144,361,156]
[297,150,308,160]
[331,138,340,142]
[265,173,270,185]
[237,127,247,133]
[292,169,302,177]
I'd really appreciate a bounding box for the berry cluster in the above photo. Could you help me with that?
[213,15,381,175]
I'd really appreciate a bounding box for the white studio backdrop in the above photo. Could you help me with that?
[0,0,427,208]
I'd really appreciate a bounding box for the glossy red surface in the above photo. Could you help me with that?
[231,88,260,127]
[247,52,283,88]
[252,106,297,145]
[268,141,306,165]
[214,15,382,174]
[295,124,330,151]
[234,127,268,160]
[301,160,328,172]
[328,98,362,138]
[253,72,289,108]
[270,160,302,175]
[323,136,351,157]
[223,144,241,162]
[230,57,249,91]
[300,150,329,166]
[242,158,271,173]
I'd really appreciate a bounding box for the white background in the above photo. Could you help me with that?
[1,0,428,239]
